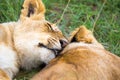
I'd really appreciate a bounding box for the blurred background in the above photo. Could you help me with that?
[0,0,120,79]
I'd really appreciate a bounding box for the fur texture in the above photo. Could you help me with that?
[0,0,68,79]
[31,26,120,80]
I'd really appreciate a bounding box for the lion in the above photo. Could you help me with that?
[31,26,120,80]
[0,0,68,79]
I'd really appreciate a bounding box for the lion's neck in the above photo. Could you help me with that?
[61,42,104,54]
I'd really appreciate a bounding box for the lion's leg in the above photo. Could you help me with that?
[0,44,19,79]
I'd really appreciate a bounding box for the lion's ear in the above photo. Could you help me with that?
[20,0,45,20]
[70,26,93,43]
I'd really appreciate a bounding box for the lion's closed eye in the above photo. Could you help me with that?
[45,23,54,31]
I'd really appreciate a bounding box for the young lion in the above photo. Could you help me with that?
[0,0,68,79]
[31,26,120,80]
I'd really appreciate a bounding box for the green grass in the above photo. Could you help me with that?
[0,0,120,79]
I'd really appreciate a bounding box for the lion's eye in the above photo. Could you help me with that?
[46,23,54,31]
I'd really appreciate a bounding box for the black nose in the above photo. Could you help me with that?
[60,40,68,48]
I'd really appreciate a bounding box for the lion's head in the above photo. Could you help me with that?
[69,26,104,49]
[14,0,68,70]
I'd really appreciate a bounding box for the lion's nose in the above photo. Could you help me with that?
[59,40,68,48]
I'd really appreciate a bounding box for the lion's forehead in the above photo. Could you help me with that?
[18,21,61,33]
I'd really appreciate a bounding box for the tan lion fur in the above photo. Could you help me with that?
[0,0,68,79]
[31,26,120,80]
[0,69,9,80]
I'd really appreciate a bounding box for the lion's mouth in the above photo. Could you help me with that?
[38,43,61,57]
